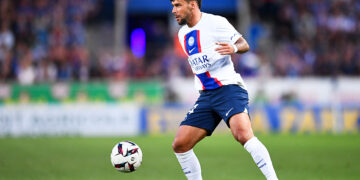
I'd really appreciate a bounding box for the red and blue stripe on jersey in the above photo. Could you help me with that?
[184,30,202,56]
[184,30,222,90]
[196,72,223,90]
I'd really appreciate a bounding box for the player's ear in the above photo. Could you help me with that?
[190,1,196,9]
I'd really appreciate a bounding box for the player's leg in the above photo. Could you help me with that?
[172,125,207,153]
[172,125,207,180]
[228,112,254,145]
[229,113,278,180]
[173,93,221,180]
[212,85,278,179]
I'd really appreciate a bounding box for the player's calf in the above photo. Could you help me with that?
[229,113,278,179]
[172,126,206,180]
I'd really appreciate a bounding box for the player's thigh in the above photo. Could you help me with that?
[228,112,254,145]
[172,125,207,153]
[181,94,222,135]
[211,85,249,127]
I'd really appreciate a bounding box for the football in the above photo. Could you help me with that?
[110,141,143,172]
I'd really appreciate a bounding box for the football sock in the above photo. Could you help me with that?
[244,137,278,180]
[175,149,202,180]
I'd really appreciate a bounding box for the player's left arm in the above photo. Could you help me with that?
[215,36,250,55]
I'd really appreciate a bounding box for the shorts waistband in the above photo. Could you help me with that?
[199,85,244,94]
[198,86,222,94]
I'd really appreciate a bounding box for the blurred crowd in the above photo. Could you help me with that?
[240,0,360,77]
[1,0,360,85]
[0,0,98,84]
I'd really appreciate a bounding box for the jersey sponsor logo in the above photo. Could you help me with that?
[188,54,211,71]
[184,30,201,56]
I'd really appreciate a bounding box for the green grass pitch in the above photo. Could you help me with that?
[1,134,359,180]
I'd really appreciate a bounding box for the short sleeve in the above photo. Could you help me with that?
[215,17,242,44]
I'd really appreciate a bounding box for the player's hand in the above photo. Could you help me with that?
[215,42,236,55]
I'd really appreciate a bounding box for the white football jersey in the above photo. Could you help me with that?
[178,12,247,91]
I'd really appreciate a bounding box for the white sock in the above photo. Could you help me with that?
[175,149,202,180]
[244,137,278,180]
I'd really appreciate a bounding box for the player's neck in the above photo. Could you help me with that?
[187,10,202,28]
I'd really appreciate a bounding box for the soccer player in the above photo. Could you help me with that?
[169,0,278,179]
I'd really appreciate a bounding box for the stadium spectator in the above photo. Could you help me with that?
[0,0,359,84]
[0,0,97,83]
[249,0,360,77]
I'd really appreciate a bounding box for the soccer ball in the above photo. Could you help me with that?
[110,141,143,172]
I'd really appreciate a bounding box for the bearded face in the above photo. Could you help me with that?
[171,0,193,25]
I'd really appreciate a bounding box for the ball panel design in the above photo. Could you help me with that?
[110,141,142,172]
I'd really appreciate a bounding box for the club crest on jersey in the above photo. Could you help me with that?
[184,30,202,56]
[188,37,195,46]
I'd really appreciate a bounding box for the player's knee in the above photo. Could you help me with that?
[233,134,247,145]
[172,139,191,153]
[233,129,253,145]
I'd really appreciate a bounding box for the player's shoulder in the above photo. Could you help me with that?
[203,12,228,23]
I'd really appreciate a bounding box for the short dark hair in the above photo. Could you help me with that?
[170,0,202,9]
